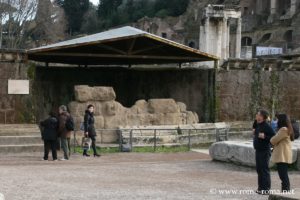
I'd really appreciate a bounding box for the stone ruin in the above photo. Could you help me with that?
[68,85,199,143]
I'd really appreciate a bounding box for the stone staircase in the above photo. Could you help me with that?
[0,124,43,154]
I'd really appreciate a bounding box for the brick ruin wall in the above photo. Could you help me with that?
[217,58,300,121]
[0,50,34,123]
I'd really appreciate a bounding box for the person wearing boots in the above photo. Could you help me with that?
[40,111,59,161]
[271,114,294,192]
[83,104,100,157]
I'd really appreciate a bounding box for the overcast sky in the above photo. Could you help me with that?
[90,0,99,5]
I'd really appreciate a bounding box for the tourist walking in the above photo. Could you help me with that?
[58,105,73,161]
[40,111,59,161]
[253,109,275,195]
[270,114,294,192]
[83,104,100,157]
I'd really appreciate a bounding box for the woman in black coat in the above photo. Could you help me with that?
[83,104,100,157]
[40,112,59,161]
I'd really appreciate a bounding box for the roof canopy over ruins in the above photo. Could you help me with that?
[27,26,218,66]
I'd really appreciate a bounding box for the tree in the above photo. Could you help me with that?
[61,0,89,35]
[97,0,122,18]
[28,0,67,47]
[80,4,99,34]
[0,0,38,49]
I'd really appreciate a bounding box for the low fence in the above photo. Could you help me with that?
[72,126,229,153]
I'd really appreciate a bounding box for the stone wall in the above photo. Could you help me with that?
[217,58,300,121]
[0,50,34,124]
[69,86,199,143]
[34,67,215,123]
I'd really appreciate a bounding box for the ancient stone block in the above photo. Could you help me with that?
[74,85,116,102]
[72,116,83,130]
[209,141,299,167]
[177,102,187,112]
[127,114,154,126]
[186,111,199,124]
[100,130,118,143]
[102,101,127,116]
[148,99,180,114]
[0,111,5,123]
[94,116,105,129]
[68,101,103,117]
[130,100,148,114]
[104,115,127,129]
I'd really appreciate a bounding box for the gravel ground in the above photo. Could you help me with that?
[0,152,299,200]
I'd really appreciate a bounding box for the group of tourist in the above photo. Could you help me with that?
[39,104,100,161]
[40,104,296,193]
[253,109,299,195]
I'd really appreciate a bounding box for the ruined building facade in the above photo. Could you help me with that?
[134,0,300,62]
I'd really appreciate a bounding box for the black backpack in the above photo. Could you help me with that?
[292,120,300,140]
[65,116,75,131]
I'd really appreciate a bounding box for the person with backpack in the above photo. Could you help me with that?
[83,104,100,157]
[291,119,300,140]
[58,105,74,161]
[271,114,294,192]
[40,111,59,161]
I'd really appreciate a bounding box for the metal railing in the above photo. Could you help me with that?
[72,127,229,153]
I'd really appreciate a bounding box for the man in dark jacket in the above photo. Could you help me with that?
[253,109,275,194]
[40,112,59,161]
[58,105,72,161]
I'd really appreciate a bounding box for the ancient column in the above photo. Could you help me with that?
[290,0,297,17]
[217,19,223,58]
[270,0,277,15]
[221,18,228,59]
[205,17,210,54]
[199,17,210,53]
[235,18,242,58]
[227,20,230,58]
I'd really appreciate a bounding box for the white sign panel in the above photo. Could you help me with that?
[8,80,30,94]
[256,46,283,56]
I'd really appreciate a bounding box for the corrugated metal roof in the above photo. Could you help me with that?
[30,26,146,52]
[28,26,218,65]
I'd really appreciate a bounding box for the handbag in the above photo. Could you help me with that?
[81,137,91,151]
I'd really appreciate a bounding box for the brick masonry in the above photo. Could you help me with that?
[0,50,32,124]
[217,59,300,121]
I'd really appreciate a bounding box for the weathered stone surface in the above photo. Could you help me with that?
[74,85,116,102]
[209,141,300,167]
[102,101,128,116]
[69,86,200,143]
[68,101,103,116]
[94,116,105,129]
[126,114,154,126]
[177,102,187,112]
[104,115,127,129]
[186,111,199,124]
[100,130,118,143]
[151,113,183,125]
[130,100,148,114]
[148,99,180,114]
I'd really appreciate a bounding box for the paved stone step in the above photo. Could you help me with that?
[0,125,41,136]
[0,136,42,145]
[0,144,44,154]
[0,130,41,136]
[0,124,39,129]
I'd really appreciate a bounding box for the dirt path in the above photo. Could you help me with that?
[0,152,299,200]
